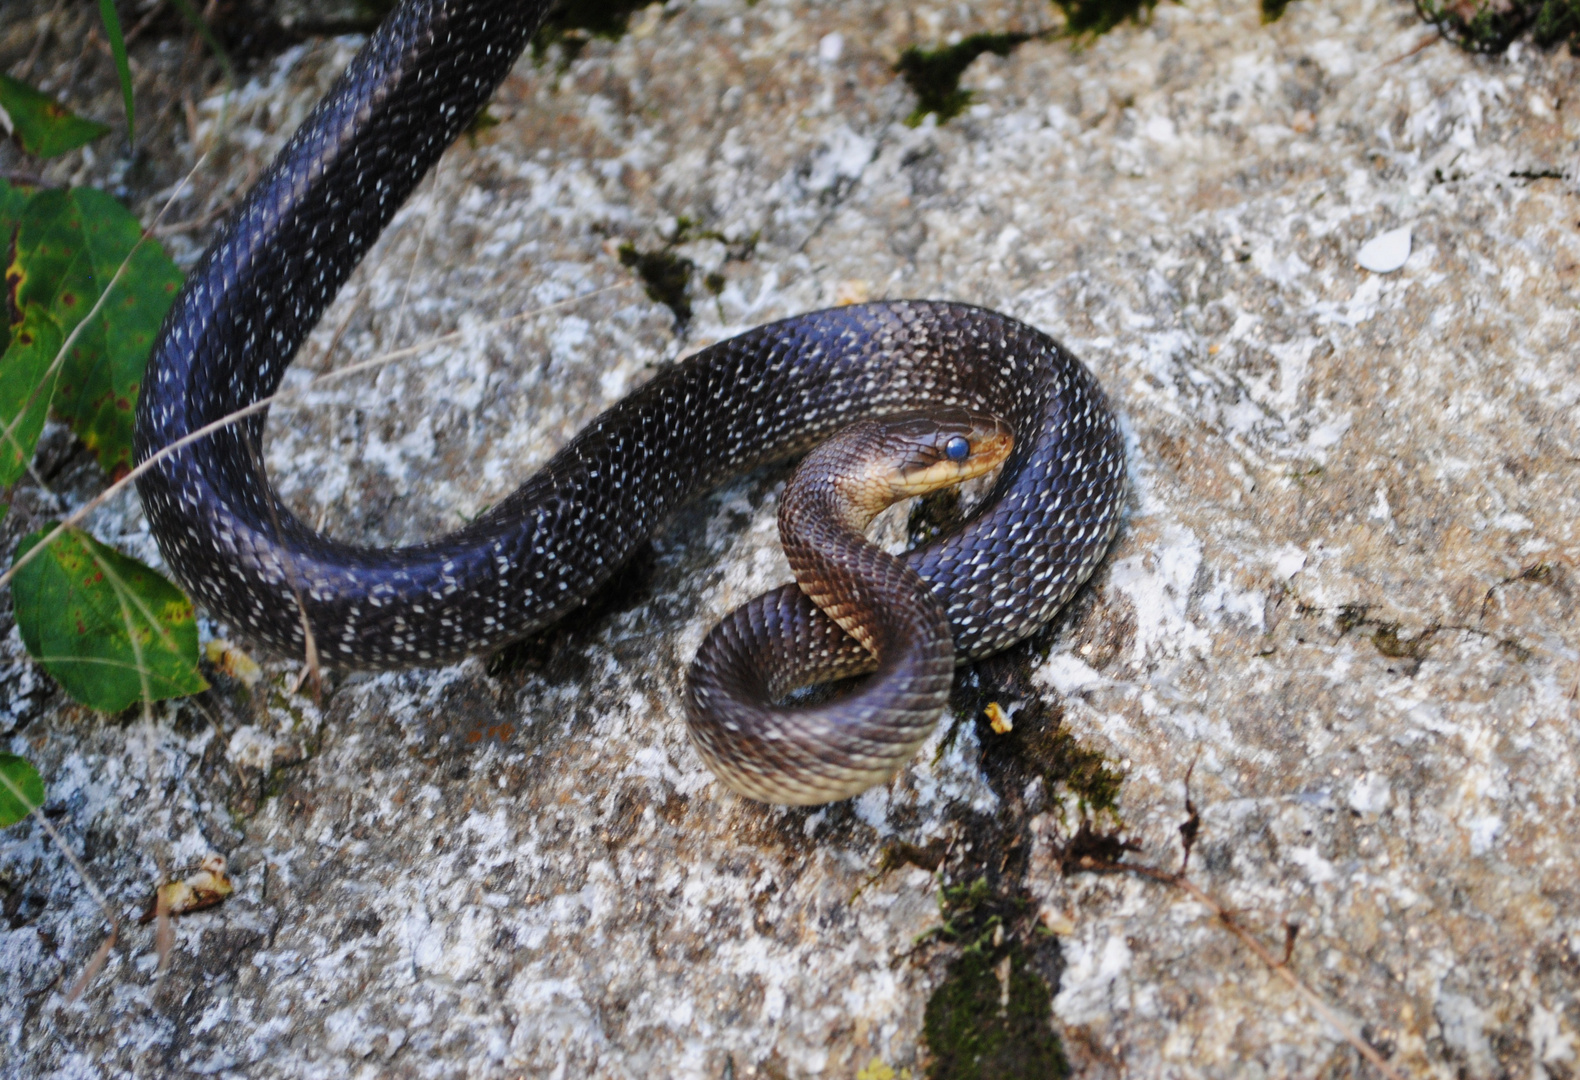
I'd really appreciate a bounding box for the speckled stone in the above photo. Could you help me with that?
[2,0,1578,1077]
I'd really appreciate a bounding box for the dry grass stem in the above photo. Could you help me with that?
[0,283,630,593]
[1073,853,1408,1080]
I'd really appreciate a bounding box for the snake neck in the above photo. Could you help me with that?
[777,479,951,676]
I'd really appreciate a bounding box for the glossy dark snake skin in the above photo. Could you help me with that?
[133,0,1127,803]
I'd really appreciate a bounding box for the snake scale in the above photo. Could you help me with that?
[133,0,1127,803]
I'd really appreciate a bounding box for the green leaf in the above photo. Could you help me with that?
[0,176,33,228]
[12,525,208,713]
[98,0,135,145]
[0,306,65,487]
[9,187,183,478]
[0,755,45,827]
[0,74,111,159]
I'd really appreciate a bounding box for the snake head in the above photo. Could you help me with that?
[882,408,1014,499]
[786,408,1015,535]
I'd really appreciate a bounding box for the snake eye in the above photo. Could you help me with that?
[944,435,971,462]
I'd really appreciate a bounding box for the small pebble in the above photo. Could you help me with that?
[1357,227,1411,273]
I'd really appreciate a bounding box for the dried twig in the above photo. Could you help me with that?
[0,282,630,593]
[0,768,122,1003]
[1070,850,1406,1080]
[1377,31,1442,69]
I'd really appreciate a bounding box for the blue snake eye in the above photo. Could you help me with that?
[945,436,971,462]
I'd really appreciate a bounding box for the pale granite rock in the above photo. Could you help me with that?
[2,0,1578,1077]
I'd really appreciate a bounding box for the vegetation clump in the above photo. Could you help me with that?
[895,34,1034,126]
[919,879,1069,1080]
[532,0,658,64]
[1414,0,1580,52]
[618,243,694,324]
[1050,0,1160,39]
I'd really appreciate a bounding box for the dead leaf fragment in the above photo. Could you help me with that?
[139,853,234,925]
[205,639,262,686]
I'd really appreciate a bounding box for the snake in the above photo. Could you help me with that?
[133,0,1127,804]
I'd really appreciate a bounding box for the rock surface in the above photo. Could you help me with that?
[3,0,1579,1077]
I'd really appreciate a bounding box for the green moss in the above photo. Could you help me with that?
[954,673,1124,818]
[464,107,500,147]
[923,945,1068,1080]
[618,242,693,324]
[895,33,1033,126]
[1413,0,1542,52]
[1296,0,1580,45]
[915,877,1024,951]
[1051,0,1158,39]
[1532,0,1580,44]
[1048,729,1124,813]
[532,0,655,63]
[1260,0,1296,22]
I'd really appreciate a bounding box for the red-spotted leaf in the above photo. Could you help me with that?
[11,525,207,712]
[8,187,183,478]
[0,177,31,231]
[0,306,64,487]
[0,75,110,159]
[0,755,45,827]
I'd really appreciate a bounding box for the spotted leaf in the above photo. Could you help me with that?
[0,755,45,827]
[8,187,182,477]
[0,75,110,159]
[0,176,30,231]
[0,306,64,487]
[12,525,207,713]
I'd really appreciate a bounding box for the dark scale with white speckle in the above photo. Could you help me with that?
[134,0,1126,799]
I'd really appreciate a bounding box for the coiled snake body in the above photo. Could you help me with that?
[133,0,1126,803]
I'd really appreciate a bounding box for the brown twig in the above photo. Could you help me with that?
[149,187,245,236]
[1377,31,1442,69]
[1072,853,1408,1080]
[308,291,368,374]
[0,283,630,593]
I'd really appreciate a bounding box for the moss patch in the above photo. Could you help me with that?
[917,877,1067,1079]
[1532,0,1580,44]
[1414,0,1580,52]
[532,0,656,64]
[613,217,758,327]
[894,0,1165,126]
[923,942,1068,1079]
[952,652,1125,819]
[618,243,693,325]
[1051,0,1159,39]
[895,33,1034,126]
